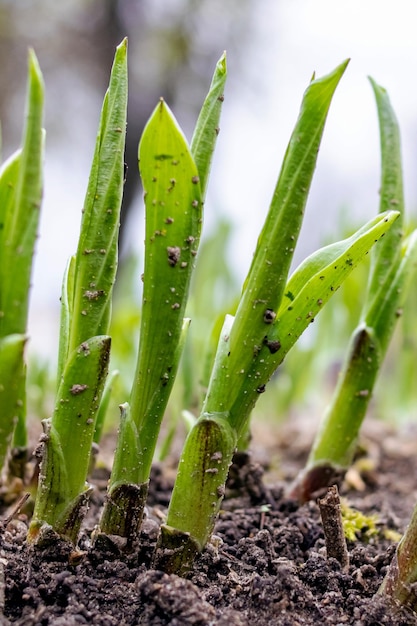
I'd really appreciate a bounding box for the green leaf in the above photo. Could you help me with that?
[364,229,417,354]
[30,39,128,543]
[0,150,21,279]
[191,51,227,198]
[0,334,26,467]
[100,98,206,540]
[65,38,128,357]
[29,335,111,543]
[57,255,75,385]
[275,211,400,353]
[0,50,44,466]
[365,77,404,308]
[126,100,202,482]
[203,59,349,423]
[362,77,415,353]
[0,50,44,338]
[229,210,399,432]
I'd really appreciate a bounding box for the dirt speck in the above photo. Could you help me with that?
[70,384,88,395]
[167,246,181,267]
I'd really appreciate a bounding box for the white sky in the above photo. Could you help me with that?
[28,0,417,355]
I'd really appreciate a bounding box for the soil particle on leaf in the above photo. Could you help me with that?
[2,420,417,625]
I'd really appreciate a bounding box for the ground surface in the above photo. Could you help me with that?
[2,418,417,625]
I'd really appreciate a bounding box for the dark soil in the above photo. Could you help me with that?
[2,418,417,625]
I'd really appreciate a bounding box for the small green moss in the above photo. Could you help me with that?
[341,499,378,542]
[383,528,402,542]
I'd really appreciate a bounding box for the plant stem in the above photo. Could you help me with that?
[0,50,44,472]
[99,55,227,542]
[379,503,417,611]
[290,78,417,502]
[29,39,127,544]
[29,336,111,544]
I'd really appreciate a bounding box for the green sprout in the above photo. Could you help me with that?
[379,505,417,611]
[98,53,227,543]
[0,50,44,475]
[290,78,417,504]
[151,61,399,575]
[28,38,128,544]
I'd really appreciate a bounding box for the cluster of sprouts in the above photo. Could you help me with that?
[1,39,417,611]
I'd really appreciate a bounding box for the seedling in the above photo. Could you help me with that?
[98,53,227,542]
[149,61,398,574]
[28,39,128,544]
[290,79,417,503]
[0,50,44,475]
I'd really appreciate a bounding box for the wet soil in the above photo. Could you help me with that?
[2,418,417,625]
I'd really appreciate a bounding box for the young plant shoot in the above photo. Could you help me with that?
[153,61,400,575]
[98,54,227,543]
[0,50,44,475]
[290,78,417,504]
[379,502,417,611]
[28,39,128,545]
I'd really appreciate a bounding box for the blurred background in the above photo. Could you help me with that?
[1,0,417,424]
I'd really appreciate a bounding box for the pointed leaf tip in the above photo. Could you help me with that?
[114,37,128,62]
[368,75,388,97]
[27,48,44,89]
[217,51,227,74]
[310,59,349,87]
